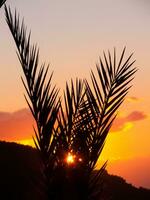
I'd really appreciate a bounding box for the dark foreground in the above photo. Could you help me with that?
[0,141,150,200]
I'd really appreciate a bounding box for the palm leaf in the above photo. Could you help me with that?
[5,5,60,199]
[85,48,137,199]
[5,5,137,200]
[0,0,6,8]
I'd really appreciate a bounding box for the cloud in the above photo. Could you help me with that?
[127,111,147,121]
[0,108,34,141]
[127,96,140,103]
[111,110,147,132]
[0,108,148,142]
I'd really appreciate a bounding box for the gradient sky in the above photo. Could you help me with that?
[0,0,150,188]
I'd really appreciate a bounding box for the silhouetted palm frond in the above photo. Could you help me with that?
[85,48,137,199]
[5,5,60,198]
[53,79,93,199]
[0,0,6,8]
[54,48,136,199]
[5,5,137,200]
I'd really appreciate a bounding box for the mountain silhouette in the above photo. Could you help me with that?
[0,141,46,200]
[0,141,150,200]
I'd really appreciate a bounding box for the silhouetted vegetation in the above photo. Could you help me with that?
[4,4,137,200]
[0,0,6,8]
[0,141,45,200]
[0,141,150,200]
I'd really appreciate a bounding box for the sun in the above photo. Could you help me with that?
[66,152,75,165]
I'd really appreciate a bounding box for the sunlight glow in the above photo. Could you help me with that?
[66,152,75,164]
[17,139,35,147]
[122,122,133,132]
[78,158,82,162]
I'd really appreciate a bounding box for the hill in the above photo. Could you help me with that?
[0,141,150,200]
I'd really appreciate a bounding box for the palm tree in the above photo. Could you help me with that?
[5,5,137,200]
[0,0,6,8]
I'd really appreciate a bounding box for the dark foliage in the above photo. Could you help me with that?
[0,141,45,200]
[102,172,150,200]
[0,141,150,200]
[5,5,137,200]
[0,0,6,8]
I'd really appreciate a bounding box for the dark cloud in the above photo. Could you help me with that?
[127,111,147,121]
[0,108,148,141]
[0,108,34,141]
[111,111,147,132]
[0,112,11,122]
[111,118,127,132]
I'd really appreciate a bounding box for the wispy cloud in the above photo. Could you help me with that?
[126,96,141,103]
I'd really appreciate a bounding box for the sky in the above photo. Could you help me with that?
[0,0,150,188]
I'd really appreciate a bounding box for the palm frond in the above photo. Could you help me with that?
[5,5,60,198]
[5,5,137,200]
[0,0,6,8]
[55,78,98,199]
[85,48,137,198]
[55,79,87,159]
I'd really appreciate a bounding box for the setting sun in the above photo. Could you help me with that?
[66,152,75,165]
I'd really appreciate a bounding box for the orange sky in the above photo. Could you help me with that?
[0,0,150,189]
